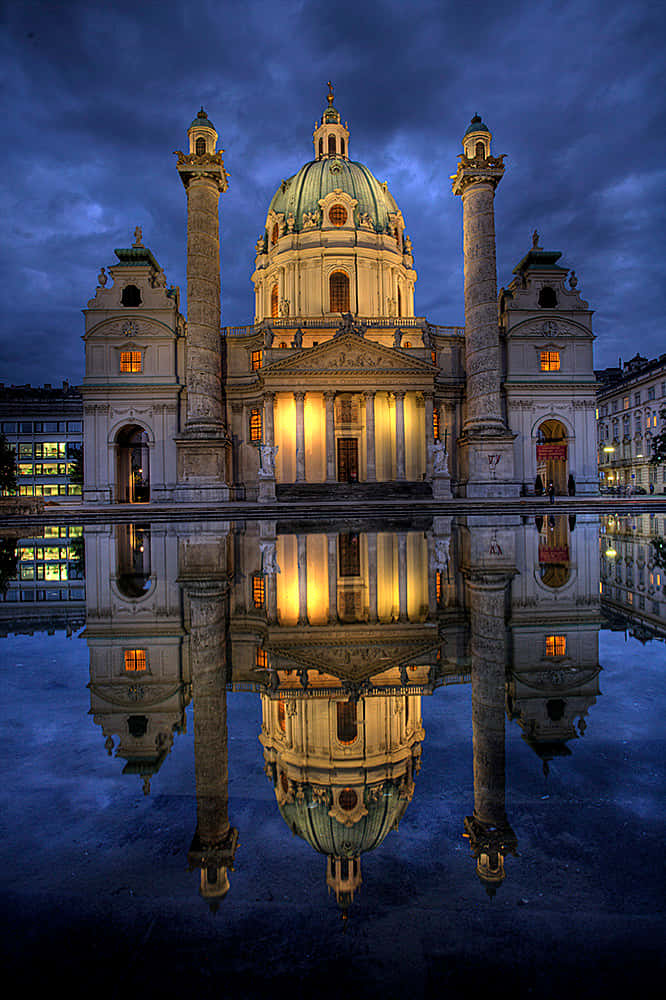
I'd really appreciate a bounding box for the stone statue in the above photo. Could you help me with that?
[432,439,449,475]
[133,226,143,247]
[279,298,290,317]
[532,229,541,249]
[98,267,107,287]
[569,270,578,289]
[433,536,450,570]
[286,212,295,233]
[403,233,413,255]
[260,540,280,575]
[263,326,274,348]
[258,444,278,477]
[292,327,303,349]
[393,328,403,348]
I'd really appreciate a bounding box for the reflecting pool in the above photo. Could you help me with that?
[0,511,664,997]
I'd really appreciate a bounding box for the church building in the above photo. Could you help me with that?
[81,88,598,503]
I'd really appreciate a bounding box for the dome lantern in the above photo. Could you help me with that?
[313,82,350,161]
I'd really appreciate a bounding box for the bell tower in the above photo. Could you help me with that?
[174,108,230,501]
[452,116,518,497]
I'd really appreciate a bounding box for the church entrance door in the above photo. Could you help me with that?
[337,438,358,482]
[536,419,568,495]
[116,425,150,503]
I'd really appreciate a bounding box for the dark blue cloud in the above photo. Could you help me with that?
[2,0,665,385]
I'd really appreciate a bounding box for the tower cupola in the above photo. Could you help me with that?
[188,106,218,157]
[462,113,493,161]
[313,82,350,160]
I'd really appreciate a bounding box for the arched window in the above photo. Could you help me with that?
[271,222,279,245]
[121,285,141,307]
[340,138,346,157]
[328,135,336,157]
[195,137,206,155]
[538,286,558,308]
[270,284,279,318]
[318,137,323,158]
[249,407,263,442]
[329,270,350,312]
[397,287,402,317]
[475,141,485,159]
[336,700,357,745]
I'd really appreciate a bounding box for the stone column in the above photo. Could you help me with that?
[394,391,406,481]
[175,113,230,501]
[325,391,336,483]
[451,117,517,497]
[327,532,338,622]
[424,392,434,481]
[295,391,306,483]
[297,533,308,623]
[367,531,378,623]
[184,579,238,907]
[364,391,377,482]
[264,392,275,447]
[398,531,408,621]
[463,562,517,895]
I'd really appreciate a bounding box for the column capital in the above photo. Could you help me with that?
[294,390,306,402]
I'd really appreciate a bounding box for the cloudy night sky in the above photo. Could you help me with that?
[2,0,664,388]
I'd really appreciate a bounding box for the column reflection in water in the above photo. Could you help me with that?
[179,525,238,908]
[76,512,604,911]
[459,516,518,895]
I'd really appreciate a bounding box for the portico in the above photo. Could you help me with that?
[254,328,438,491]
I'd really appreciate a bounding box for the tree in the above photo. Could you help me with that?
[650,405,666,466]
[0,434,17,495]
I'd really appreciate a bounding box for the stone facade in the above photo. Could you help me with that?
[596,352,666,493]
[81,93,598,504]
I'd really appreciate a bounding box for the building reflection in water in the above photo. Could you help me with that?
[78,512,603,910]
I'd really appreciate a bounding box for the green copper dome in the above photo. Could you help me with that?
[464,114,490,136]
[266,158,400,234]
[189,107,215,130]
[277,780,409,858]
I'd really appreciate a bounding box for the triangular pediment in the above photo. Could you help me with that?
[266,634,439,684]
[261,330,436,379]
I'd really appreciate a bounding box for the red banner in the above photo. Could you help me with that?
[539,545,569,563]
[536,444,567,461]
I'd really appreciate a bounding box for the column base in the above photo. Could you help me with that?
[175,434,230,502]
[455,433,520,498]
[257,475,277,502]
[432,473,452,499]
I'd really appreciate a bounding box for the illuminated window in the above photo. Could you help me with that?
[336,700,357,745]
[252,573,265,608]
[251,350,262,371]
[249,408,263,443]
[124,649,147,672]
[329,270,350,312]
[120,351,142,373]
[431,349,437,365]
[433,408,440,441]
[545,635,566,657]
[255,647,268,668]
[329,204,347,226]
[436,570,442,603]
[404,340,412,348]
[540,351,560,372]
[339,787,357,811]
[195,137,206,155]
[623,397,629,410]
[270,284,278,318]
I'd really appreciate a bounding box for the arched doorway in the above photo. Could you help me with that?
[536,419,568,495]
[536,514,570,588]
[116,524,152,597]
[116,425,150,503]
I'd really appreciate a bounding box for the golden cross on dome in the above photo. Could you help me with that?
[327,81,334,104]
